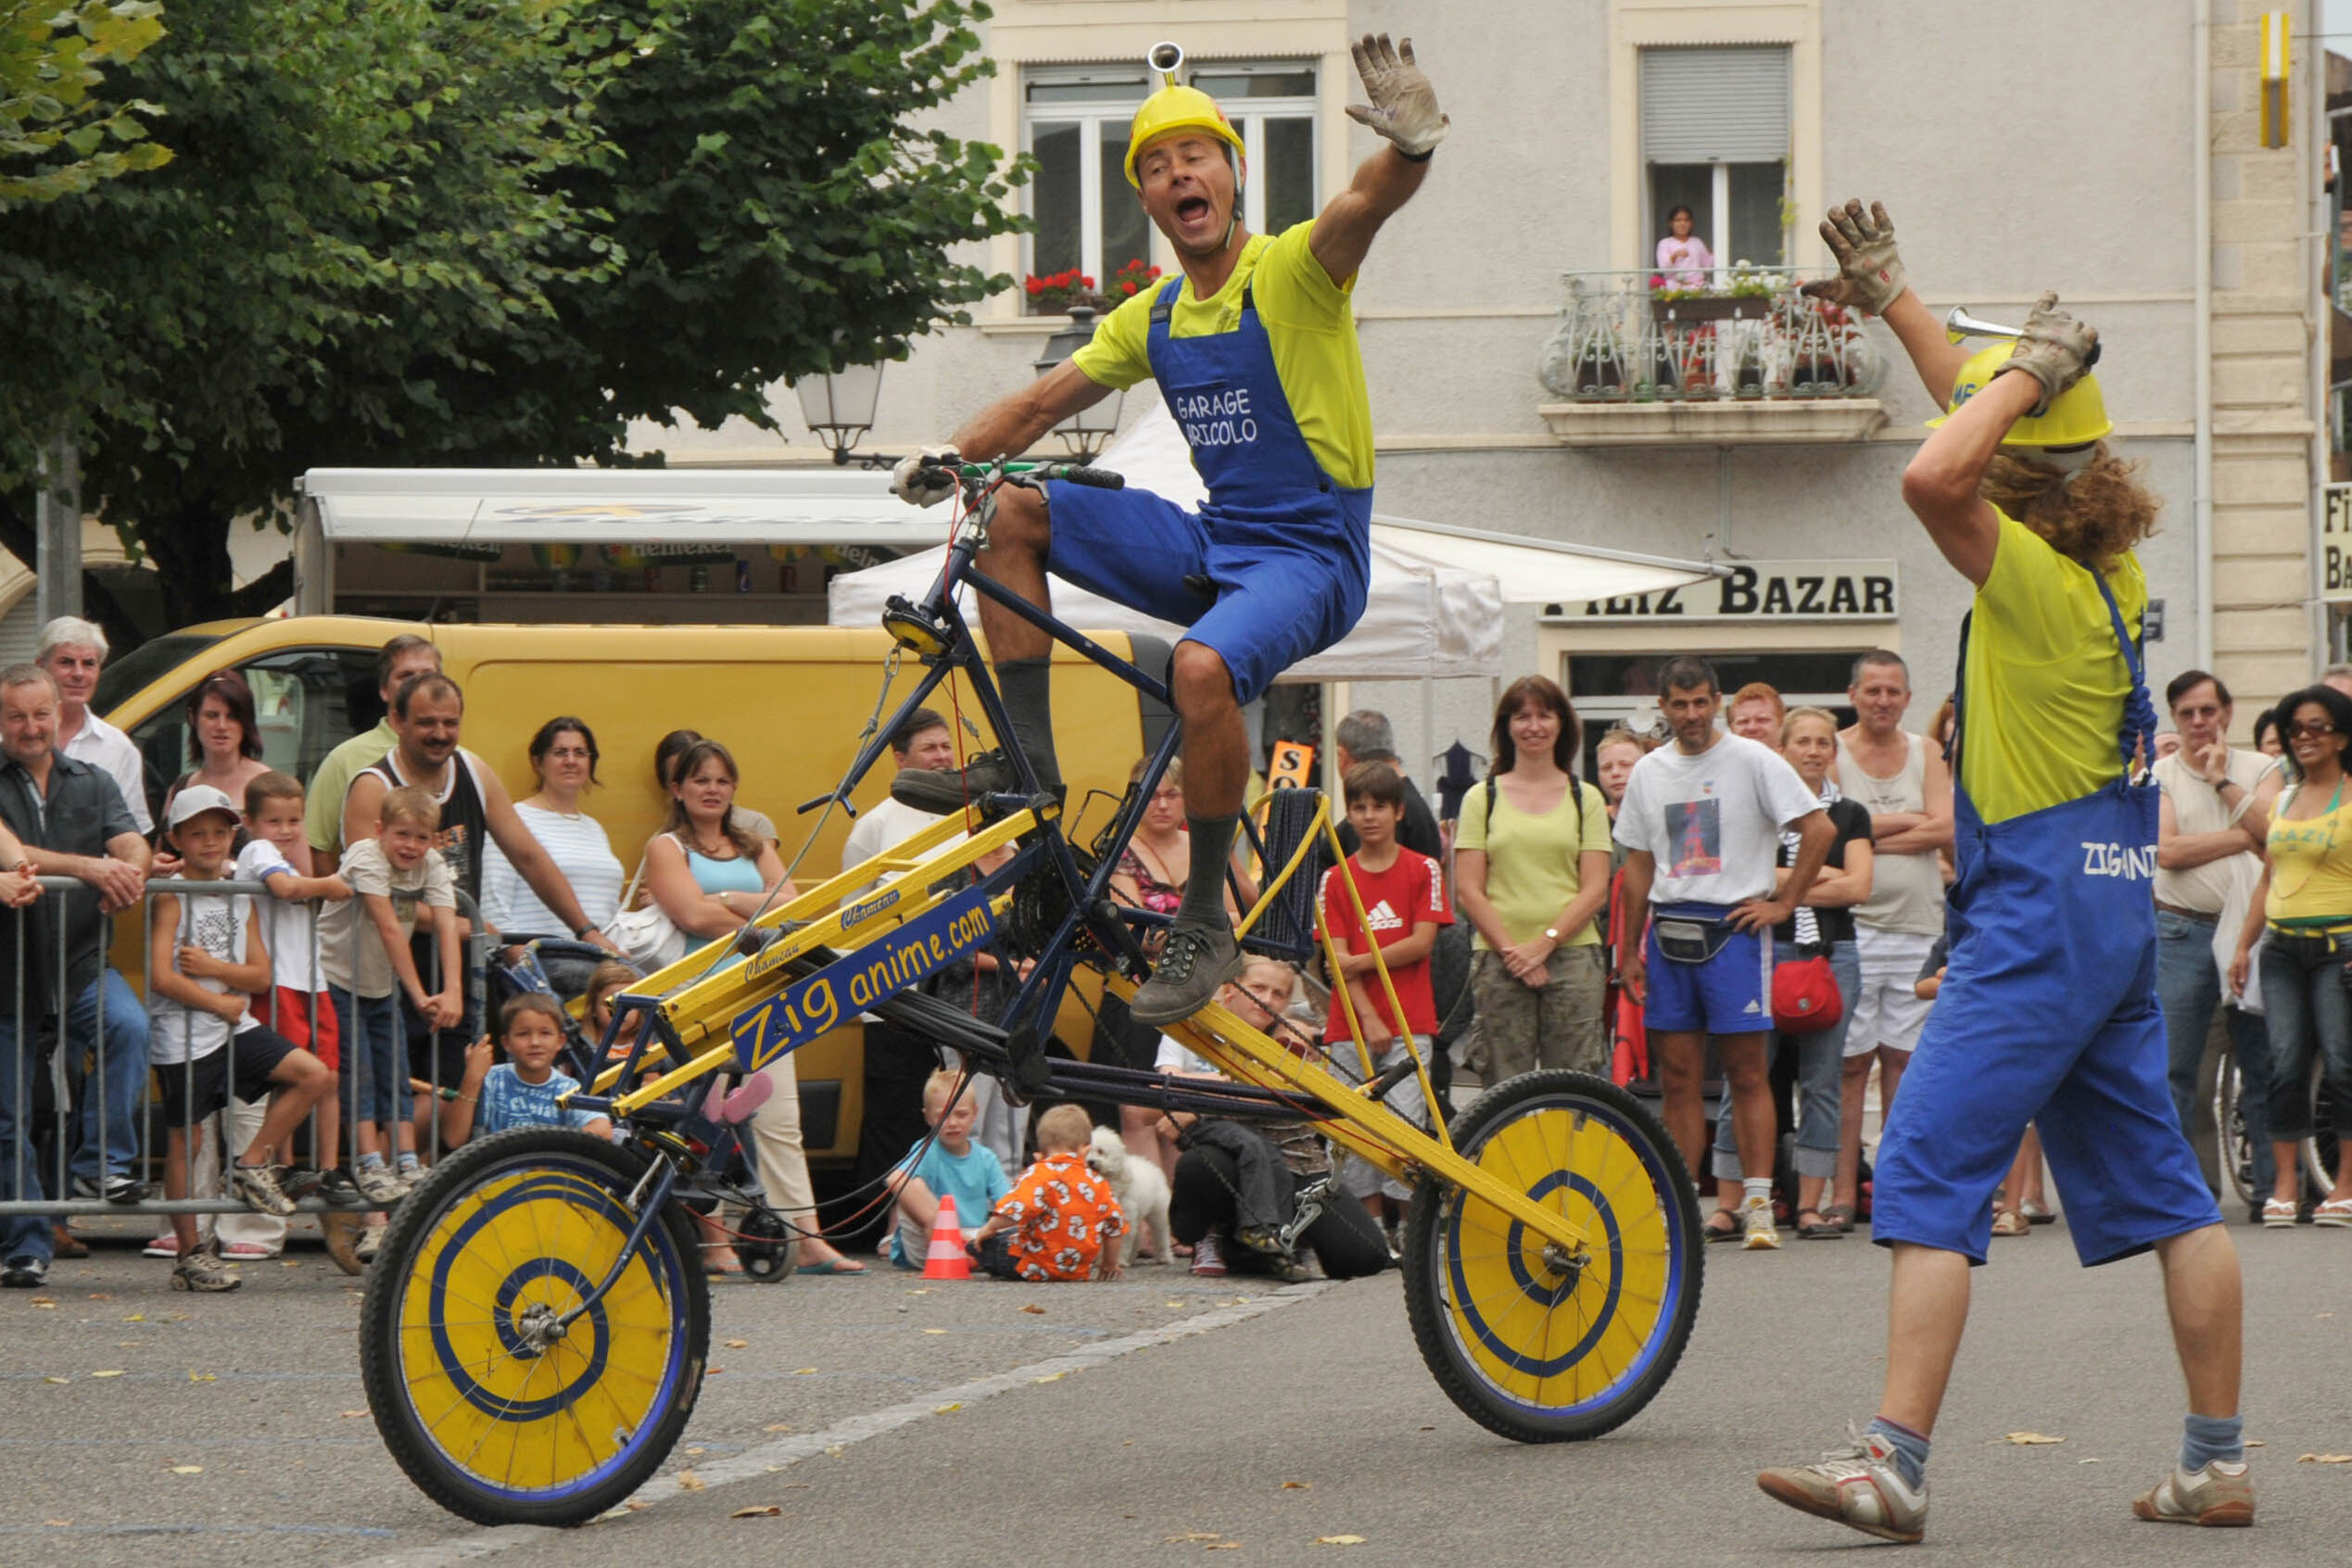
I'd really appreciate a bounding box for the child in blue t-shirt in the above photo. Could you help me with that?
[444,993,613,1145]
[881,1068,1010,1270]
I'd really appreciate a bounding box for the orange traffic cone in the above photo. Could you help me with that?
[922,1194,970,1281]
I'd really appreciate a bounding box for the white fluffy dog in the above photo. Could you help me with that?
[1086,1125,1172,1267]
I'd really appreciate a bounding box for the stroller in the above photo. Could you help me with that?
[486,941,804,1281]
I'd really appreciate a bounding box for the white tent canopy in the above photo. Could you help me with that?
[827,400,1718,680]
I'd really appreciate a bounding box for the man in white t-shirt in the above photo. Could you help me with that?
[842,708,968,1249]
[38,616,151,836]
[1616,656,1833,1249]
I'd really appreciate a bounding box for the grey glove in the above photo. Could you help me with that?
[889,445,961,509]
[1991,292,2098,416]
[1801,198,1906,315]
[1345,33,1448,158]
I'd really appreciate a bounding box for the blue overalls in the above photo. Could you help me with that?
[1042,272,1372,704]
[1871,571,2221,1266]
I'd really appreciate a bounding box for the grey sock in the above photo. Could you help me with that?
[996,657,1059,790]
[2181,1411,2244,1471]
[1180,814,1239,927]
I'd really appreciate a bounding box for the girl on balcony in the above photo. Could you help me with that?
[1656,205,1713,289]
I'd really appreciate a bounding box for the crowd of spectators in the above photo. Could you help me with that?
[6,618,2346,1294]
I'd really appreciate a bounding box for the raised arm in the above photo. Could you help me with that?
[1309,34,1444,286]
[1801,200,1970,403]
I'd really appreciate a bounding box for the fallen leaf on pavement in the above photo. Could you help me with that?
[1166,1300,1184,1309]
[923,1328,948,1335]
[1031,1372,1063,1384]
[31,1298,56,1309]
[763,1423,792,1433]
[170,1465,202,1475]
[1021,1303,1047,1314]
[1164,1532,1223,1543]
[121,1314,143,1322]
[90,1370,123,1379]
[1283,1480,1311,1489]
[824,1444,845,1457]
[86,1293,109,1300]
[724,1339,748,1348]
[706,1367,725,1375]
[1206,1544,1240,1552]
[2318,1312,2335,1320]
[43,1376,68,1385]
[2078,1458,2102,1464]
[44,1519,70,1527]
[2247,1440,2268,1448]
[933,1402,963,1414]
[676,1470,705,1490]
[684,1448,704,1456]
[729,1505,781,1518]
[1316,1535,1368,1546]
[2004,1432,2065,1445]
[793,1367,817,1375]
[280,1261,300,1269]
[341,1410,368,1419]
[625,1501,650,1512]
[2298,1453,2352,1463]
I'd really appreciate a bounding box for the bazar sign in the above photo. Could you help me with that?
[2325,485,2352,601]
[1574,560,1897,622]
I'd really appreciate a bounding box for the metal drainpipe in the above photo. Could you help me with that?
[2194,0,2215,674]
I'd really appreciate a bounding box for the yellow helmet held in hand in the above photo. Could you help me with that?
[1124,43,1246,188]
[1927,343,2114,449]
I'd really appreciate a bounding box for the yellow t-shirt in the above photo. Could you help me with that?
[1069,222,1373,490]
[2264,786,2352,927]
[1455,778,1613,949]
[1958,513,2147,826]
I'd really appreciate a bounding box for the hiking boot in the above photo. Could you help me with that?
[315,1167,364,1208]
[353,1163,407,1206]
[1189,1232,1228,1277]
[1741,1195,1781,1251]
[1757,1426,1928,1544]
[0,1255,45,1288]
[889,750,1020,814]
[321,1211,365,1277]
[2132,1460,2254,1527]
[1130,920,1243,1026]
[172,1243,243,1294]
[230,1162,297,1218]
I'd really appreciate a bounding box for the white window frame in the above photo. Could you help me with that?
[1020,61,1320,297]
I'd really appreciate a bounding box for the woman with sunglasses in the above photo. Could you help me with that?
[2229,683,2352,1227]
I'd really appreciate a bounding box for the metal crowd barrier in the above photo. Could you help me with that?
[0,877,487,1219]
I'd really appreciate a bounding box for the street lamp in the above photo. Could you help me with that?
[793,361,889,466]
[1033,306,1123,461]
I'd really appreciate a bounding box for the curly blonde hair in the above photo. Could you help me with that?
[1979,444,2159,571]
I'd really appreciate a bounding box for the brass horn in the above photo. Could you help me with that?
[1943,304,2101,367]
[1942,306,2022,345]
[1147,41,1183,88]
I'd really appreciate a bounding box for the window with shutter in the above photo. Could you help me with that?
[1639,45,1791,272]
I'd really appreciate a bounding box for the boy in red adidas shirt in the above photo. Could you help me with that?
[1318,761,1451,1237]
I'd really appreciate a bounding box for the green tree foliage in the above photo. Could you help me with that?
[1,0,171,202]
[0,0,1024,638]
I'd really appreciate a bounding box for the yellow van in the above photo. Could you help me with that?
[95,613,1173,1165]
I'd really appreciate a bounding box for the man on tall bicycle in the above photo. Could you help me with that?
[889,35,1448,1027]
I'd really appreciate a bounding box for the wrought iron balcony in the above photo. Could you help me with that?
[1536,269,1889,446]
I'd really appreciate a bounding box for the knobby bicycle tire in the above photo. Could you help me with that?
[1401,1069,1702,1443]
[360,1128,711,1526]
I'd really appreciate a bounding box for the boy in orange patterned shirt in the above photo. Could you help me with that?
[969,1105,1127,1281]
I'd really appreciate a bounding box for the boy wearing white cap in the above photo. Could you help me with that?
[148,785,332,1292]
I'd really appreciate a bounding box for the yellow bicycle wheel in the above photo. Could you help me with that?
[361,1128,709,1525]
[1402,1070,1701,1441]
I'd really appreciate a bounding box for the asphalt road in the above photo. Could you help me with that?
[6,1209,2351,1568]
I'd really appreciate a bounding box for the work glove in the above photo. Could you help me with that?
[889,445,961,509]
[1991,292,2098,415]
[1346,34,1448,158]
[1801,198,1906,316]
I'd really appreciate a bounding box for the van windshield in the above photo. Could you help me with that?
[95,631,231,719]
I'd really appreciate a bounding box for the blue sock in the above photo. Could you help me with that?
[357,1152,386,1172]
[1866,1416,1930,1489]
[2182,1412,2244,1471]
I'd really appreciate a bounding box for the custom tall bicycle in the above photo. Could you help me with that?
[361,459,1704,1526]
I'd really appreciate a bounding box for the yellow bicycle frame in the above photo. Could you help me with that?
[581,794,1593,1259]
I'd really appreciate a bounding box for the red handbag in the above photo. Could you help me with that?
[1771,952,1843,1034]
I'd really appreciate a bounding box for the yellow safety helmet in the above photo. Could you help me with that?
[1927,343,2113,449]
[1122,83,1246,187]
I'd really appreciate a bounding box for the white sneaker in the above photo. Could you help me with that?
[1741,1196,1781,1251]
[2132,1459,2254,1526]
[1758,1426,1928,1543]
[352,1163,406,1206]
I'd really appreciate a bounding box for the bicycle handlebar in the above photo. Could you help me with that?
[927,457,1125,490]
